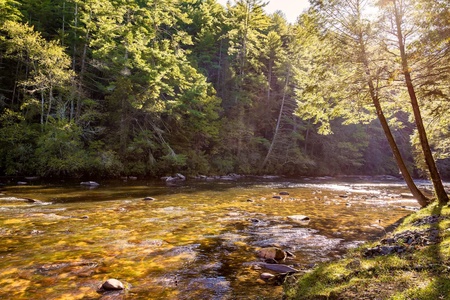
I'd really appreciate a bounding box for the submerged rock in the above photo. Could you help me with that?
[0,196,44,205]
[400,193,414,198]
[287,215,310,223]
[80,181,100,186]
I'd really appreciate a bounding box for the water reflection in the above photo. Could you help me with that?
[0,177,435,299]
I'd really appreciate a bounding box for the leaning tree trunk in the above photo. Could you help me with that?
[261,68,290,170]
[358,33,431,207]
[369,86,430,207]
[393,2,449,205]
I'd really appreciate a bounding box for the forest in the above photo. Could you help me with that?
[0,0,449,180]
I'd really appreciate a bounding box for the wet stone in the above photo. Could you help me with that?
[257,247,287,261]
[100,279,124,291]
[287,215,310,224]
[80,181,100,186]
[260,273,275,280]
[261,263,298,274]
[100,291,125,300]
[400,193,414,198]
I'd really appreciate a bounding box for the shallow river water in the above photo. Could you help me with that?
[0,176,434,299]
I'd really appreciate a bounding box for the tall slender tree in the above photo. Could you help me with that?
[298,1,430,205]
[379,0,449,204]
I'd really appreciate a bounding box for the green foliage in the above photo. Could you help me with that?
[0,110,39,175]
[35,120,87,177]
[0,0,447,178]
[0,0,22,25]
[86,141,123,177]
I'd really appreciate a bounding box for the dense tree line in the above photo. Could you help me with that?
[0,0,448,184]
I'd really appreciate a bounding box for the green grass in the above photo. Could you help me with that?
[284,202,450,300]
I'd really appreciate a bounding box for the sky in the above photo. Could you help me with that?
[216,0,310,24]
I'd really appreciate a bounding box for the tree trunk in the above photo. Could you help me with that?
[357,32,431,207]
[261,67,290,170]
[393,1,448,204]
[370,87,430,207]
[46,85,53,125]
[40,91,45,130]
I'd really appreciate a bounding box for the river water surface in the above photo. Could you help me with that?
[0,176,433,299]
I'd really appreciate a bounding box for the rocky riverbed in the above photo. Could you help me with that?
[0,177,430,299]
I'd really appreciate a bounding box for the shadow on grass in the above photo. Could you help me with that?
[411,203,450,300]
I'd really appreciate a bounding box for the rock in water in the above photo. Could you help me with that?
[400,193,414,199]
[262,263,299,273]
[287,215,310,223]
[257,247,287,261]
[80,181,100,186]
[260,273,275,280]
[176,173,186,181]
[101,279,124,291]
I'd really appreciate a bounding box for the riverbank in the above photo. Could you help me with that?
[283,201,450,299]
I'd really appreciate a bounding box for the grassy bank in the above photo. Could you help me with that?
[284,202,450,300]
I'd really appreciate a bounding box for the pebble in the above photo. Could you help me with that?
[260,273,275,280]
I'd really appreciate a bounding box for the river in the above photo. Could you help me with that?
[0,176,434,299]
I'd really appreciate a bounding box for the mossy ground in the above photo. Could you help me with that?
[284,201,450,300]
